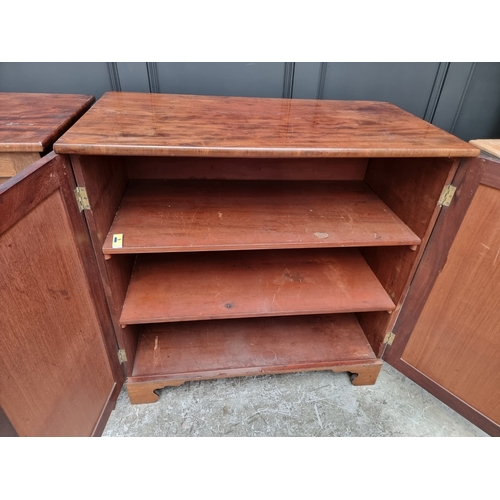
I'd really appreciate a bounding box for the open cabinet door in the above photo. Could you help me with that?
[0,153,124,436]
[384,154,500,436]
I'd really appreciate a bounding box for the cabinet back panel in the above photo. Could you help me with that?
[126,157,367,181]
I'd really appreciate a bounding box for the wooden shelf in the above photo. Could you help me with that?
[103,180,420,254]
[130,314,380,381]
[120,248,395,326]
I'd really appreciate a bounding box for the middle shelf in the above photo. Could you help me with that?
[120,248,395,326]
[103,179,421,255]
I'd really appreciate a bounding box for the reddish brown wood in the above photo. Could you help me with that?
[401,183,500,425]
[126,314,382,403]
[364,157,458,238]
[358,157,459,355]
[127,380,186,404]
[389,361,500,437]
[127,362,384,404]
[54,93,479,158]
[0,152,40,177]
[52,94,482,413]
[384,156,500,435]
[0,153,122,436]
[482,158,500,190]
[126,157,368,180]
[120,249,395,326]
[91,382,123,437]
[70,154,138,374]
[348,363,383,385]
[0,157,59,232]
[103,180,420,255]
[0,93,94,152]
[384,157,486,363]
[133,314,377,378]
[71,154,128,247]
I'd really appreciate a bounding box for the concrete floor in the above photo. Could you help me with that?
[103,364,488,437]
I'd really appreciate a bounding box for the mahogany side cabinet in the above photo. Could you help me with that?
[0,93,94,184]
[3,92,496,436]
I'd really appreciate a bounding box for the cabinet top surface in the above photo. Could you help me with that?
[54,92,479,158]
[0,93,95,152]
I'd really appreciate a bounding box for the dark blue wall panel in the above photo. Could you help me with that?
[452,63,500,141]
[0,63,113,98]
[154,62,286,97]
[321,62,441,118]
[116,63,150,93]
[292,62,322,99]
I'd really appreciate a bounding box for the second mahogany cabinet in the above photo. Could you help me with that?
[0,93,94,184]
[51,92,479,406]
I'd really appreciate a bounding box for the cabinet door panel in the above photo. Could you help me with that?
[0,153,122,436]
[385,156,500,436]
[402,182,500,423]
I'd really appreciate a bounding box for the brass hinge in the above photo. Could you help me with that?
[75,187,90,211]
[118,349,127,364]
[438,184,456,207]
[384,331,396,345]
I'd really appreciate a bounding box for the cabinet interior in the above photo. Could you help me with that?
[71,154,458,396]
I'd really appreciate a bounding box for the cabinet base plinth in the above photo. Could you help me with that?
[126,361,383,405]
[127,380,186,404]
[346,362,383,385]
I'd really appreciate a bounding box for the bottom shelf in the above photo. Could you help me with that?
[127,314,382,403]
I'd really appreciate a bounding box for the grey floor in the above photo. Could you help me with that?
[103,364,488,437]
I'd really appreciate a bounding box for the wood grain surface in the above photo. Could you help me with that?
[358,157,459,355]
[384,157,486,364]
[126,157,368,181]
[470,139,500,159]
[131,314,378,379]
[401,182,500,425]
[54,92,479,158]
[0,93,94,152]
[103,180,420,254]
[120,248,395,325]
[0,152,40,177]
[127,359,383,403]
[71,154,137,375]
[0,154,120,436]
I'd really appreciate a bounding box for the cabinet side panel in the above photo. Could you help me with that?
[0,191,116,436]
[0,153,41,177]
[402,183,500,424]
[358,157,459,355]
[71,155,137,374]
[71,155,128,246]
